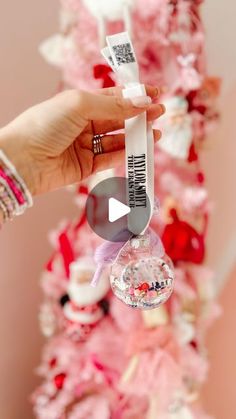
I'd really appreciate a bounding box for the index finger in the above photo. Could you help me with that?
[96,85,160,100]
[74,90,153,122]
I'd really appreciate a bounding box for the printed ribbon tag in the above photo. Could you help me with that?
[103,32,154,234]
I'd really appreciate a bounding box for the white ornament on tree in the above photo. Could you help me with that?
[64,258,110,324]
[157,96,193,160]
[39,34,75,68]
[68,258,110,306]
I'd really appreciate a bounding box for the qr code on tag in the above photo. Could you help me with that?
[112,43,135,65]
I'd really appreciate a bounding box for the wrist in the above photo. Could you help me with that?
[0,125,39,196]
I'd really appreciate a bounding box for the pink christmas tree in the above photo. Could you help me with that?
[32,1,221,418]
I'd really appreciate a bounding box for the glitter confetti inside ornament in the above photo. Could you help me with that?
[110,232,175,310]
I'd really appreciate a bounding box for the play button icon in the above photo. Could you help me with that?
[108,198,131,222]
[86,176,150,242]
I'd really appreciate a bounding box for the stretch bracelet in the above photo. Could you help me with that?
[0,178,18,220]
[0,150,33,222]
[0,167,26,205]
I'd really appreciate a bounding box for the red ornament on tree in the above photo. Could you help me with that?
[162,209,205,264]
[93,64,116,88]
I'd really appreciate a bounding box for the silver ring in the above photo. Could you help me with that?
[92,135,103,155]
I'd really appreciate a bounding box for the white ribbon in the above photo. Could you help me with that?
[102,32,154,234]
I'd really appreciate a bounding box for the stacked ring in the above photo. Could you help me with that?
[92,135,103,155]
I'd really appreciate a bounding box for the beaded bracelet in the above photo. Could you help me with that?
[0,150,33,222]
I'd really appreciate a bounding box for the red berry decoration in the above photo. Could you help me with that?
[190,340,198,350]
[54,373,66,390]
[49,357,57,368]
[197,172,205,184]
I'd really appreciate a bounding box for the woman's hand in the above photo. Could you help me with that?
[0,86,165,195]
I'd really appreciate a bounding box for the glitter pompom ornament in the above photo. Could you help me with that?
[110,231,175,310]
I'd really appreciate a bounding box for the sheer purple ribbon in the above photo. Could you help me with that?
[91,228,165,287]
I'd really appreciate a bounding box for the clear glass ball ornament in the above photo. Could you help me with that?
[110,233,175,310]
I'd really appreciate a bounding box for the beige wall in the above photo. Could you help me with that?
[0,1,78,418]
[202,266,236,419]
[0,1,235,418]
[202,1,236,274]
[201,2,236,418]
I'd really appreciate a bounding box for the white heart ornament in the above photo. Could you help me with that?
[39,34,75,67]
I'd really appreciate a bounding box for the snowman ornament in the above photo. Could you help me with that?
[63,258,110,331]
[82,0,135,45]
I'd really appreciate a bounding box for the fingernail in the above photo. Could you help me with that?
[154,87,160,97]
[131,96,152,108]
